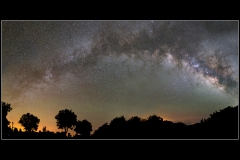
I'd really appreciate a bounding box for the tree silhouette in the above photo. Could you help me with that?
[2,101,12,133]
[173,122,188,138]
[42,126,47,132]
[2,101,12,117]
[92,123,111,138]
[74,119,92,137]
[157,120,173,138]
[143,114,163,138]
[18,113,40,132]
[126,116,143,138]
[13,128,18,133]
[55,109,77,134]
[109,116,127,138]
[147,114,163,122]
[201,105,238,138]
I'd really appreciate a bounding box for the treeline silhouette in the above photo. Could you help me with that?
[1,101,238,139]
[92,105,238,139]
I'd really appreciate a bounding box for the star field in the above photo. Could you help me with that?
[2,21,239,134]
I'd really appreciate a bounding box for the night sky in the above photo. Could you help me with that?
[2,21,239,135]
